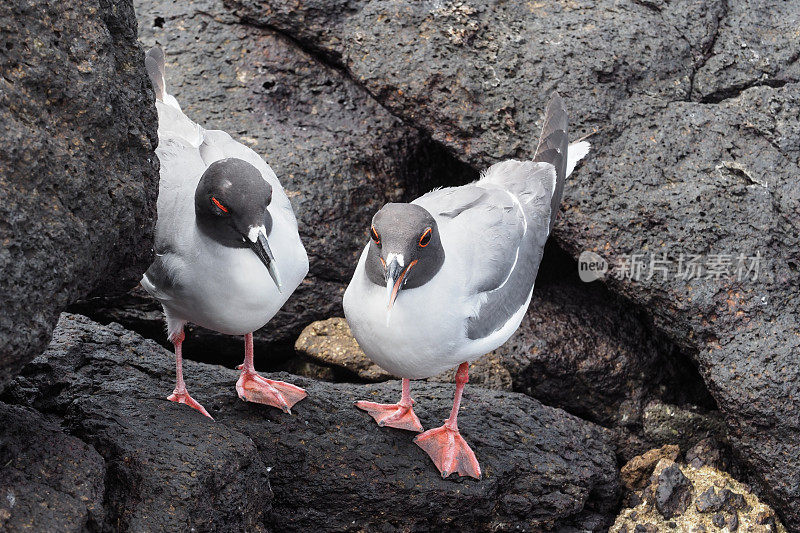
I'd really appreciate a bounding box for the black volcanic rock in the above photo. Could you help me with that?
[654,464,693,519]
[224,0,727,162]
[3,314,621,531]
[0,0,158,388]
[494,258,718,461]
[0,403,106,531]
[223,0,800,525]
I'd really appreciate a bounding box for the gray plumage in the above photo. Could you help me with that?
[145,46,165,101]
[533,93,570,232]
[344,93,590,379]
[413,160,555,340]
[140,47,309,340]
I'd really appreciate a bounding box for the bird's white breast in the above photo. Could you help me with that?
[344,246,503,379]
[164,212,308,336]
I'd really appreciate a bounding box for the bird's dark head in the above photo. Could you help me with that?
[365,203,445,314]
[195,158,282,291]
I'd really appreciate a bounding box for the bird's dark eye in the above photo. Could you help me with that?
[419,227,432,248]
[211,196,229,214]
[370,226,381,246]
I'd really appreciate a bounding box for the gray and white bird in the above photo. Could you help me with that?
[343,93,589,478]
[140,47,309,418]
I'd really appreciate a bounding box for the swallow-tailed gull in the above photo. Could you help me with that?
[140,47,309,418]
[343,93,589,478]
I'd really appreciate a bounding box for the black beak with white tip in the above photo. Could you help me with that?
[364,203,446,322]
[248,229,282,292]
[385,257,404,310]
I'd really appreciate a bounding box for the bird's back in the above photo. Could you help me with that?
[412,93,581,343]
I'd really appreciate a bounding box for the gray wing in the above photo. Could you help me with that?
[145,46,165,101]
[533,93,569,232]
[414,162,556,339]
[415,186,524,294]
[141,252,180,303]
[139,107,206,303]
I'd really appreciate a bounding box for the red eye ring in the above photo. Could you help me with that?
[370,226,381,246]
[419,227,432,247]
[211,196,228,213]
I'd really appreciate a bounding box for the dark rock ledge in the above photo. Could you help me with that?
[1,314,620,531]
[0,0,159,389]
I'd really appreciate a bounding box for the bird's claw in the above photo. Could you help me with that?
[414,424,481,479]
[168,390,213,419]
[236,370,307,413]
[355,400,424,432]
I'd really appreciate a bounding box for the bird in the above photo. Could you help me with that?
[140,47,310,419]
[343,93,589,478]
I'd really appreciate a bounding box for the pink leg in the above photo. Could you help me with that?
[167,330,213,419]
[414,362,481,479]
[354,378,424,432]
[236,333,307,413]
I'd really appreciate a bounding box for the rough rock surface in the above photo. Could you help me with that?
[73,0,475,360]
[611,457,787,532]
[0,0,158,388]
[225,0,800,524]
[654,463,693,520]
[641,401,727,452]
[685,437,730,472]
[494,252,718,460]
[0,404,106,531]
[295,317,513,390]
[620,444,680,491]
[2,314,621,531]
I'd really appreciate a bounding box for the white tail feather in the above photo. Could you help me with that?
[566,141,590,177]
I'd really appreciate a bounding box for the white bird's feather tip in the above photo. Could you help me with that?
[566,141,591,177]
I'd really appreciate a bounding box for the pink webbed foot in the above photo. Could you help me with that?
[414,423,481,479]
[354,400,424,432]
[236,371,308,413]
[168,390,213,419]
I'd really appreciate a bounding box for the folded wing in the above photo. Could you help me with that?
[413,93,589,341]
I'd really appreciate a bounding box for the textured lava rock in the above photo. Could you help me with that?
[654,464,693,519]
[3,335,274,532]
[590,88,800,528]
[0,403,106,531]
[620,444,680,491]
[641,401,727,451]
[72,0,475,361]
[225,0,725,162]
[685,437,730,471]
[295,317,513,390]
[0,0,158,388]
[691,0,800,101]
[494,259,716,461]
[695,486,747,514]
[224,0,800,524]
[3,314,621,531]
[612,457,786,532]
